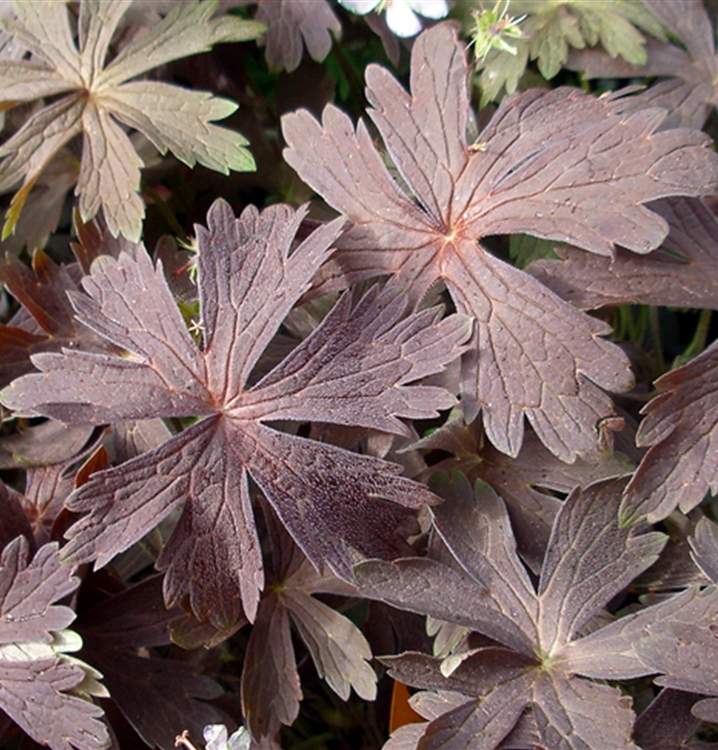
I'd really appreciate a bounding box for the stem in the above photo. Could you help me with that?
[290,732,335,750]
[649,306,665,375]
[143,185,188,242]
[674,308,713,367]
[175,731,201,750]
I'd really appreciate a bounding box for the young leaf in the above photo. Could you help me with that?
[474,0,668,105]
[0,0,264,241]
[621,339,718,525]
[568,0,717,130]
[355,473,674,749]
[0,536,109,750]
[0,200,470,630]
[283,22,718,461]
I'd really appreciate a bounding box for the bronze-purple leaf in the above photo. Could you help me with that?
[283,22,718,461]
[75,576,223,750]
[411,412,630,572]
[632,688,708,750]
[355,473,670,749]
[0,200,471,629]
[529,197,718,311]
[253,0,341,73]
[689,516,718,585]
[240,520,375,743]
[621,339,718,525]
[0,537,109,750]
[0,250,85,388]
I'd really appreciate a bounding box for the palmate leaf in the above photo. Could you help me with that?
[411,411,631,572]
[247,0,341,73]
[354,473,682,750]
[0,0,264,241]
[529,197,718,312]
[565,522,718,727]
[0,200,470,630]
[283,22,718,462]
[621,339,718,525]
[241,520,376,742]
[75,575,223,750]
[0,536,109,750]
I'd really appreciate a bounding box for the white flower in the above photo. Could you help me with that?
[338,0,449,37]
[203,725,251,750]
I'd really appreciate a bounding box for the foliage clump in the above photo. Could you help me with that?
[1,2,718,750]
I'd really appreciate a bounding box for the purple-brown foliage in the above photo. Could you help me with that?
[1,3,718,750]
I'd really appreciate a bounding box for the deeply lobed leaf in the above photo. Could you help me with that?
[283,22,718,461]
[621,339,718,524]
[0,537,109,750]
[529,197,718,312]
[1,200,469,629]
[0,0,263,240]
[355,473,678,749]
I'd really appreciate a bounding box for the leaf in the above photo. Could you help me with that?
[472,0,668,104]
[529,198,718,311]
[0,660,108,750]
[0,482,34,553]
[75,576,222,750]
[0,0,264,240]
[568,0,718,131]
[529,671,636,750]
[621,339,718,525]
[636,589,718,698]
[242,592,300,739]
[558,585,717,681]
[0,243,99,393]
[382,649,538,750]
[0,150,78,256]
[285,588,376,701]
[632,688,708,750]
[411,413,630,573]
[252,0,341,73]
[0,200,470,629]
[355,474,674,749]
[537,478,665,650]
[0,536,109,750]
[240,527,377,742]
[428,474,539,650]
[0,537,77,644]
[642,0,714,64]
[356,556,534,657]
[689,517,718,585]
[282,22,718,461]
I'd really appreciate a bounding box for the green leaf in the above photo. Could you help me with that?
[474,0,669,103]
[103,82,254,173]
[0,0,263,240]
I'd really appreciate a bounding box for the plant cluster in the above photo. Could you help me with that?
[1,2,718,750]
